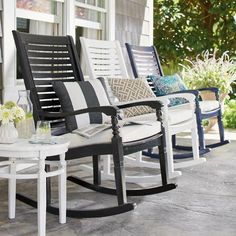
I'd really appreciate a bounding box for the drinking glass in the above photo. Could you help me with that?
[35,121,51,141]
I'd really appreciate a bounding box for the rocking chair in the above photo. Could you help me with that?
[13,31,176,219]
[80,37,205,180]
[125,43,229,154]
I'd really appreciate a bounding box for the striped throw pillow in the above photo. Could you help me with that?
[53,80,110,132]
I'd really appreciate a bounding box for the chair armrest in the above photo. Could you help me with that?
[198,87,219,101]
[116,99,163,110]
[171,89,199,97]
[38,105,119,119]
[116,99,164,123]
[156,94,196,123]
[159,93,196,104]
[198,87,219,94]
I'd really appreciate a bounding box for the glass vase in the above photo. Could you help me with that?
[16,90,35,139]
[0,122,18,144]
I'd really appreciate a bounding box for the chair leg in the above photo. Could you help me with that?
[58,154,67,224]
[45,165,51,205]
[164,126,182,179]
[8,158,16,219]
[172,135,176,148]
[191,117,200,160]
[93,155,101,186]
[205,112,230,148]
[158,136,168,186]
[217,113,225,143]
[102,155,112,179]
[112,138,127,205]
[196,112,206,151]
[189,118,206,165]
[147,148,153,155]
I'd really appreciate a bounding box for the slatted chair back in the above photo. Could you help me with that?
[125,44,164,78]
[13,31,84,133]
[80,37,129,79]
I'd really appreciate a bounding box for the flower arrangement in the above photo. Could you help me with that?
[0,101,25,125]
[180,49,236,94]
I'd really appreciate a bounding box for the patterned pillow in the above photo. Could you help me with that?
[147,74,188,106]
[106,78,156,117]
[98,77,120,104]
[53,80,110,132]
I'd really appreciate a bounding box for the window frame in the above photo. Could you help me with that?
[1,0,115,102]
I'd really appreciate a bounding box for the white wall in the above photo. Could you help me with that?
[115,0,153,47]
[115,0,153,77]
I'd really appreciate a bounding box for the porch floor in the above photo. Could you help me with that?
[0,130,236,236]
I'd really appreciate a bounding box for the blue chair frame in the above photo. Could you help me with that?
[125,43,229,156]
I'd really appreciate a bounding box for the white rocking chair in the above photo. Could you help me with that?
[80,37,206,181]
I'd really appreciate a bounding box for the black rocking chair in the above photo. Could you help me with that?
[125,43,229,155]
[13,31,176,219]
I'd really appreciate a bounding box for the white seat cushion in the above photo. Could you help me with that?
[199,100,219,112]
[123,100,219,127]
[168,104,193,124]
[124,104,193,126]
[62,121,161,148]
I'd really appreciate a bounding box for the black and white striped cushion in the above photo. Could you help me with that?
[53,80,110,132]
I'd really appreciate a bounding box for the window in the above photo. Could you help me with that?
[74,0,108,74]
[75,0,107,31]
[2,0,114,102]
[16,0,64,79]
[77,0,105,8]
[16,0,57,14]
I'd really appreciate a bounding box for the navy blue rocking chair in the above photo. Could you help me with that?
[125,43,229,156]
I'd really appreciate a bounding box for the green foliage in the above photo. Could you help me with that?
[161,61,180,75]
[4,101,17,109]
[223,99,236,128]
[154,0,236,67]
[180,50,236,94]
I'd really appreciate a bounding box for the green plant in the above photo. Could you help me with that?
[154,0,236,65]
[223,99,236,128]
[180,49,236,94]
[162,61,180,75]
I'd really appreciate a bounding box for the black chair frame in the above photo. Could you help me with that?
[13,31,176,218]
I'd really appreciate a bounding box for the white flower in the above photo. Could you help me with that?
[0,108,14,124]
[11,106,25,120]
[0,101,26,125]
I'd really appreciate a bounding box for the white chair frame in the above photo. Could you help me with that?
[80,37,206,181]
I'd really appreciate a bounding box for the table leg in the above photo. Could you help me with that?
[8,158,16,219]
[37,153,46,236]
[59,153,66,224]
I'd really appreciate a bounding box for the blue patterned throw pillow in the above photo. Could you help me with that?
[147,74,188,107]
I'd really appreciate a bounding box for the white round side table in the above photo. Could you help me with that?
[0,138,70,236]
